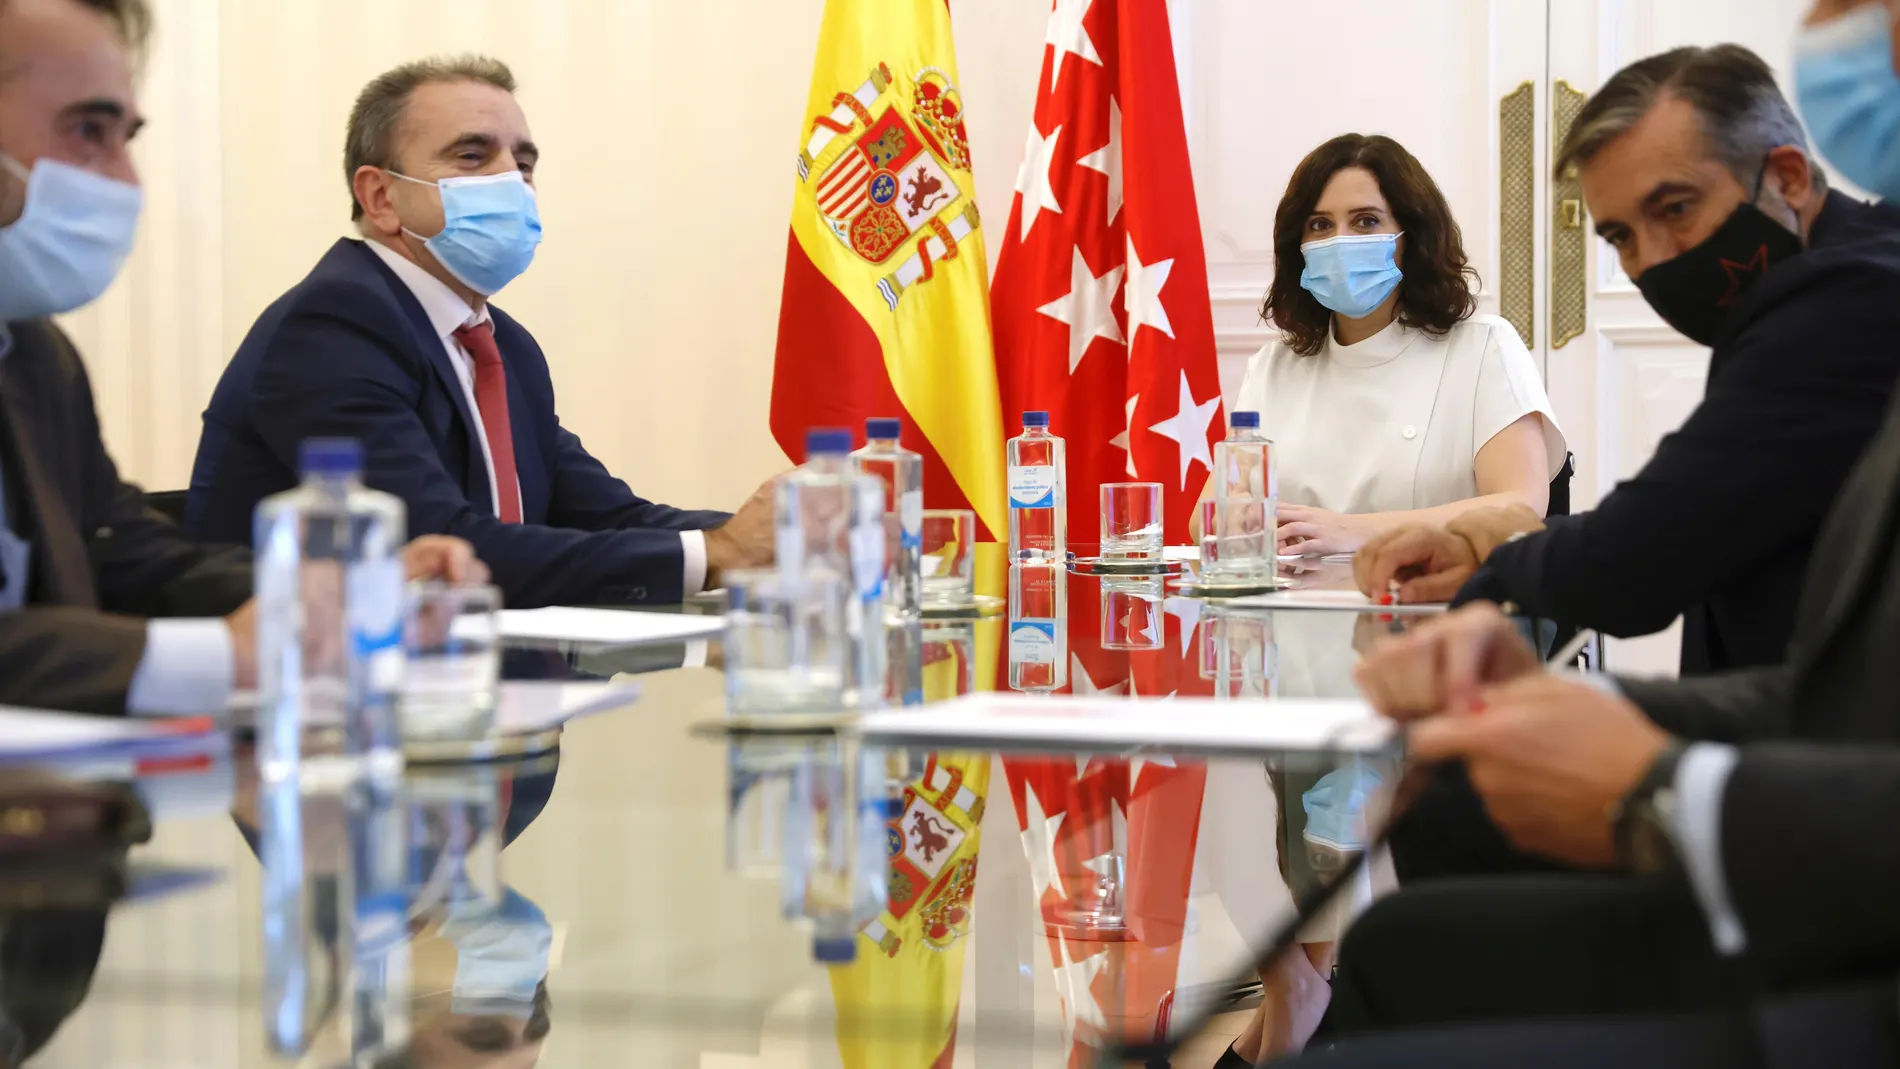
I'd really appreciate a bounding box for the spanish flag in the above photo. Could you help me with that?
[771,0,1005,540]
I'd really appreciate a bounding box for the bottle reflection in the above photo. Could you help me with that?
[1008,561,1068,691]
[920,619,977,700]
[885,614,925,708]
[254,755,546,1067]
[727,737,899,965]
[1199,609,1278,699]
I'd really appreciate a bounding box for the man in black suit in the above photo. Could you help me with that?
[0,0,477,716]
[1355,44,1900,679]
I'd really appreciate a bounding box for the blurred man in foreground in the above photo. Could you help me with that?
[187,55,774,608]
[0,0,481,716]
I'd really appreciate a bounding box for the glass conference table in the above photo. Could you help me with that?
[9,554,1420,1069]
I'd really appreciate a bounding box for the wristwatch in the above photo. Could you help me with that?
[1611,741,1686,875]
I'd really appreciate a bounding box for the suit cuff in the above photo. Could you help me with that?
[1671,742,1746,955]
[128,619,235,716]
[681,529,708,595]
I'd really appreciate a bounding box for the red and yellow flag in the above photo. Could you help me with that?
[770,0,1005,539]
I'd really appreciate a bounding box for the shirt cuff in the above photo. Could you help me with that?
[1670,742,1746,955]
[681,640,710,669]
[681,529,709,596]
[127,619,235,717]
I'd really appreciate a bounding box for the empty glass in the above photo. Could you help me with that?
[920,509,977,607]
[1100,482,1164,559]
[724,570,849,714]
[400,583,503,741]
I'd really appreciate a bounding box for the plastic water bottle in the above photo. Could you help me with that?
[776,428,888,708]
[1209,412,1276,577]
[850,417,923,618]
[1007,411,1066,560]
[780,739,891,965]
[254,439,407,781]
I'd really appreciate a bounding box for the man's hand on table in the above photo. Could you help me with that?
[1352,603,1544,719]
[1408,675,1673,868]
[226,535,487,692]
[706,475,783,590]
[1352,504,1544,604]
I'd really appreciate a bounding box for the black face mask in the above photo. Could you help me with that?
[1634,171,1804,346]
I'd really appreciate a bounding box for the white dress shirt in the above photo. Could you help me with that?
[1231,316,1567,513]
[364,241,708,594]
[1671,742,1747,954]
[0,322,232,716]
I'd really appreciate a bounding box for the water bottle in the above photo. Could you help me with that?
[776,428,888,708]
[1007,411,1066,561]
[348,774,410,1064]
[1008,561,1069,692]
[850,417,923,619]
[254,439,408,781]
[1209,412,1276,578]
[780,739,889,965]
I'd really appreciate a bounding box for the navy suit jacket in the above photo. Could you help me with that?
[1455,192,1900,674]
[187,239,729,607]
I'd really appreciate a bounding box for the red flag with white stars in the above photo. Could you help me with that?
[992,0,1224,548]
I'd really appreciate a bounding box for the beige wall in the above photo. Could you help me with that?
[67,0,1046,509]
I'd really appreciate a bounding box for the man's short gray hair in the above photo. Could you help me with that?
[344,54,517,221]
[1555,44,1823,193]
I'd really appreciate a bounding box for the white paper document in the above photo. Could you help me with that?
[1229,589,1447,615]
[0,706,219,762]
[472,607,725,646]
[494,681,643,734]
[858,693,1397,755]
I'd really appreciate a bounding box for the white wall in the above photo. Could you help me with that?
[67,0,1049,510]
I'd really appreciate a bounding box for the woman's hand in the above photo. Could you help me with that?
[1276,503,1371,557]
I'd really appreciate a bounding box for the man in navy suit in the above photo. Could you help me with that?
[187,55,775,608]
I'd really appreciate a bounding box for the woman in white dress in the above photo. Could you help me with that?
[1226,133,1567,558]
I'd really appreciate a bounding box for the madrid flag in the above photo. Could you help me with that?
[991,0,1224,546]
[771,0,1005,538]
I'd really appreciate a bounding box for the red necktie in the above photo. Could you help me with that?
[452,321,524,524]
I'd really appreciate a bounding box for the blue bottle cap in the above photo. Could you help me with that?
[866,417,903,440]
[1230,411,1260,430]
[806,428,853,456]
[1022,410,1050,429]
[299,438,362,477]
[813,936,858,964]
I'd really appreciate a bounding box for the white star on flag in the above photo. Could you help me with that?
[1054,933,1110,1046]
[1071,653,1128,697]
[1148,370,1220,489]
[1045,0,1104,90]
[1078,97,1124,226]
[1015,124,1066,240]
[1125,237,1177,348]
[1038,247,1125,375]
[1020,782,1068,901]
[1130,752,1177,787]
[1164,595,1203,640]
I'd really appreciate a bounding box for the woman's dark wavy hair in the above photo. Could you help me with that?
[1263,134,1478,356]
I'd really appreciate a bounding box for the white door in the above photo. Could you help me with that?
[1178,0,1821,678]
[1547,0,1826,676]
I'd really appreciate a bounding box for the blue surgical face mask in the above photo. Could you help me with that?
[1298,232,1404,321]
[391,170,542,295]
[438,889,552,1020]
[1796,4,1900,201]
[0,152,143,320]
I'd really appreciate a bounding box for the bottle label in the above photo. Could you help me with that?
[1008,465,1058,509]
[898,490,924,547]
[850,520,886,600]
[1010,620,1058,665]
[347,558,405,655]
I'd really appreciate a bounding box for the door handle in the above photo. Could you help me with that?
[1498,80,1535,349]
[1550,80,1589,350]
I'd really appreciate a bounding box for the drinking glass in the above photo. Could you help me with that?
[724,570,849,714]
[920,509,977,607]
[400,583,502,741]
[1100,482,1164,559]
